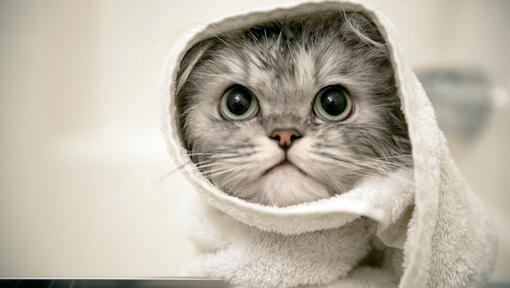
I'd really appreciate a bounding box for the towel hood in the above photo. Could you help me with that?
[161,0,420,235]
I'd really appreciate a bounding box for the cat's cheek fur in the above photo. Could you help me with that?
[289,137,355,193]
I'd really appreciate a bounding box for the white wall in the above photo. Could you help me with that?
[1,0,508,281]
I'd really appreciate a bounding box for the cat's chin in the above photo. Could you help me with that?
[252,165,331,207]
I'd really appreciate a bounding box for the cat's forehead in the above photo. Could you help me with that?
[223,37,349,108]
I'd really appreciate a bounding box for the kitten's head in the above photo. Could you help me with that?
[176,12,411,207]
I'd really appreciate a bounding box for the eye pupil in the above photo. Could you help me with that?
[227,89,252,115]
[321,89,347,116]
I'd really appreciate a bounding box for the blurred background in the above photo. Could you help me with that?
[0,0,509,281]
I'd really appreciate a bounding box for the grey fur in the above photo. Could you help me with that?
[176,11,412,207]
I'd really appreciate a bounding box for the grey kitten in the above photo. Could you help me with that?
[176,12,412,207]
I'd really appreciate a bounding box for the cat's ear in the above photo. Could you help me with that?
[342,12,386,49]
[175,39,215,151]
[175,39,214,96]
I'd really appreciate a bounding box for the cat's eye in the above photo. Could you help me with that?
[220,85,259,120]
[313,85,353,121]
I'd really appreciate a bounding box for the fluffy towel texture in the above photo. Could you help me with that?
[160,1,497,287]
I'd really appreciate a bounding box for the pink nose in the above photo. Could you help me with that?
[270,129,302,149]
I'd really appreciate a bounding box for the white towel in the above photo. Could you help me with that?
[160,1,497,287]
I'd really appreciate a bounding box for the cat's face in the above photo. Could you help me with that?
[177,13,411,206]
